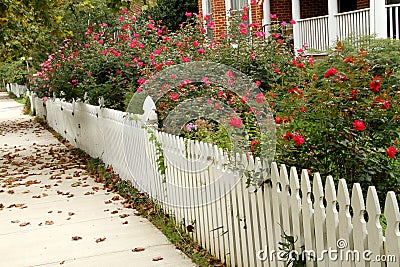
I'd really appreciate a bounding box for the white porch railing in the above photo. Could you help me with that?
[297,15,329,51]
[387,3,400,39]
[33,97,400,267]
[335,8,370,41]
[293,3,400,52]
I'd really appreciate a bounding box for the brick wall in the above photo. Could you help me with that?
[300,0,328,19]
[251,2,263,27]
[270,0,292,22]
[132,0,144,14]
[211,0,227,38]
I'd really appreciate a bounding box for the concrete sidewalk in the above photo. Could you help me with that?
[0,92,195,267]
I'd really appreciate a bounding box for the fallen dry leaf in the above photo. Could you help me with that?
[132,247,145,252]
[71,236,82,241]
[95,237,106,243]
[104,200,112,204]
[11,220,20,223]
[60,260,65,265]
[68,212,75,216]
[71,182,81,187]
[45,221,54,225]
[152,256,163,261]
[19,222,30,227]
[119,214,130,218]
[122,221,129,225]
[112,196,119,201]
[111,210,118,214]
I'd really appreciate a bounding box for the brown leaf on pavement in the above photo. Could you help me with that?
[122,221,128,225]
[7,190,14,194]
[119,214,130,218]
[45,221,54,225]
[11,220,20,223]
[19,222,30,227]
[132,247,145,252]
[95,237,106,243]
[68,212,75,216]
[152,256,164,261]
[104,200,112,204]
[59,260,65,265]
[71,236,82,241]
[71,182,80,187]
[112,195,119,201]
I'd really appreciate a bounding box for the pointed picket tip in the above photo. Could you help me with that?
[289,166,300,190]
[337,179,350,206]
[384,191,400,223]
[366,186,382,223]
[325,176,337,203]
[313,172,324,200]
[300,169,312,195]
[351,183,366,224]
[279,164,289,188]
[270,162,280,185]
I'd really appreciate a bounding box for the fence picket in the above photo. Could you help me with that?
[325,176,339,266]
[312,173,327,266]
[383,192,400,267]
[351,183,367,266]
[300,170,315,266]
[337,179,353,267]
[366,187,384,267]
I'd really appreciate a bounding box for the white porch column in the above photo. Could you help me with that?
[370,0,387,38]
[291,0,301,50]
[328,0,339,46]
[262,0,271,35]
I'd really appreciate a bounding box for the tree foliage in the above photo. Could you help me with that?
[0,0,135,72]
[146,0,198,32]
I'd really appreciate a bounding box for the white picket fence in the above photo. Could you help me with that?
[6,83,27,98]
[33,97,400,267]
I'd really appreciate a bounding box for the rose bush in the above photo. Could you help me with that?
[33,6,400,200]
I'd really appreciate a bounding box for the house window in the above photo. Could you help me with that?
[230,0,248,11]
[228,0,250,25]
[202,0,213,39]
[339,0,357,13]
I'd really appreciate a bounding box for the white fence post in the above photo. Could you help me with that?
[291,0,301,50]
[370,0,388,38]
[328,0,339,46]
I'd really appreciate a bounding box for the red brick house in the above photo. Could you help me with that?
[198,0,400,51]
